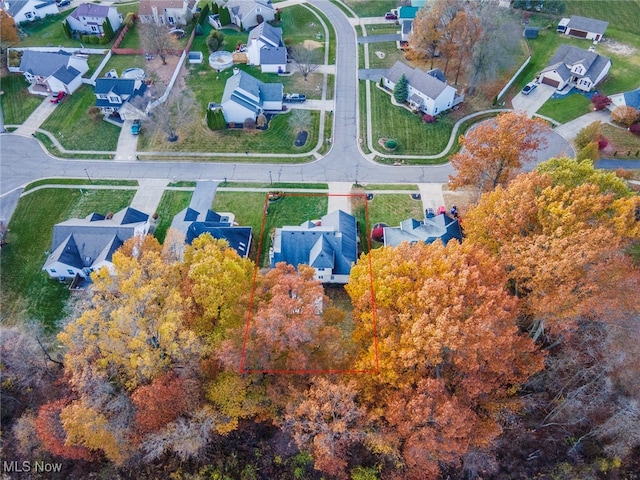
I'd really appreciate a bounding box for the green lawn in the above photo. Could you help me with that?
[565,0,640,34]
[365,24,400,36]
[364,184,419,191]
[221,182,328,189]
[367,194,424,226]
[342,0,396,18]
[537,92,591,123]
[117,22,141,49]
[102,54,148,77]
[17,11,79,47]
[24,179,138,191]
[154,190,193,243]
[0,188,135,330]
[0,74,43,124]
[368,41,405,69]
[602,124,640,159]
[369,85,454,156]
[40,85,121,151]
[280,5,326,45]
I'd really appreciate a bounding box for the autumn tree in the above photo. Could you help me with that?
[448,111,550,193]
[283,378,366,479]
[346,241,544,478]
[35,400,94,461]
[409,0,462,68]
[591,92,611,110]
[146,86,197,142]
[611,105,640,127]
[0,10,18,58]
[292,45,321,81]
[574,120,603,150]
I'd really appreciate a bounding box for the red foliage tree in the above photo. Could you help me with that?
[35,400,94,461]
[630,123,640,135]
[591,93,612,111]
[598,136,609,150]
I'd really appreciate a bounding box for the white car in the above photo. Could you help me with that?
[521,82,537,95]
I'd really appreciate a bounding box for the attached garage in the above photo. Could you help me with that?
[541,77,560,88]
[567,28,588,38]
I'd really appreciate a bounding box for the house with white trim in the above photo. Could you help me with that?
[18,50,89,94]
[246,21,287,73]
[220,0,274,30]
[66,3,122,36]
[382,61,462,116]
[539,44,611,92]
[138,0,194,26]
[557,15,608,41]
[93,77,147,115]
[1,0,58,24]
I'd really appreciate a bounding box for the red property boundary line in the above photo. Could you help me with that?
[239,192,379,375]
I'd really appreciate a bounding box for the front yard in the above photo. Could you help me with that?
[0,73,43,124]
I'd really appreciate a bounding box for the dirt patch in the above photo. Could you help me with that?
[602,38,637,56]
[441,186,477,218]
[144,55,181,85]
[303,39,323,50]
[233,52,248,63]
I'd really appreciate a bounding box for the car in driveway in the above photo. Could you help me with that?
[50,91,66,103]
[521,82,537,95]
[131,119,141,135]
[56,0,70,6]
[384,12,397,20]
[283,93,306,103]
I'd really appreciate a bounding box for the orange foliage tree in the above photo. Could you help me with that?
[35,400,94,461]
[346,241,544,478]
[448,111,550,193]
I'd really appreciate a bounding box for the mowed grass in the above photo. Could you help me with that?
[367,193,424,226]
[565,0,640,34]
[154,190,193,243]
[16,11,78,47]
[601,125,640,159]
[0,188,135,330]
[0,74,43,124]
[369,85,453,155]
[40,85,121,151]
[25,179,138,191]
[537,92,591,123]
[342,0,396,17]
[368,41,405,69]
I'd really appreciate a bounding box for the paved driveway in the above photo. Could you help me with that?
[511,83,555,116]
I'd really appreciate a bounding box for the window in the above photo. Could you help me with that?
[168,16,175,23]
[50,269,57,273]
[67,269,74,275]
[91,25,98,32]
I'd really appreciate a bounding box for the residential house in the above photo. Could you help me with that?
[398,5,419,42]
[93,77,147,115]
[18,50,89,94]
[609,87,640,111]
[43,207,150,280]
[138,0,194,26]
[383,213,462,248]
[66,3,122,36]
[557,15,608,41]
[270,210,358,284]
[220,0,274,30]
[539,44,611,92]
[382,61,462,116]
[168,181,252,258]
[210,68,282,124]
[1,0,58,24]
[246,21,287,73]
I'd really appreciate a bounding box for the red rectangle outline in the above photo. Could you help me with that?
[239,192,379,375]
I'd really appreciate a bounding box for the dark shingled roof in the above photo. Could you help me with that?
[70,3,111,19]
[624,88,640,109]
[19,50,71,77]
[385,61,450,100]
[542,44,611,82]
[383,214,462,247]
[567,15,608,35]
[185,223,252,257]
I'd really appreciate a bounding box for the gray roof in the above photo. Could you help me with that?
[225,0,273,22]
[95,78,137,95]
[185,224,252,257]
[383,214,462,247]
[221,70,283,110]
[51,66,81,83]
[44,207,148,272]
[543,44,611,81]
[71,3,111,19]
[624,88,640,109]
[567,15,608,35]
[6,0,56,16]
[248,21,282,47]
[260,46,287,65]
[385,61,450,100]
[19,50,71,77]
[401,20,413,35]
[271,210,357,277]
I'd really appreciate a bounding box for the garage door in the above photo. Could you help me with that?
[569,29,588,38]
[541,77,560,88]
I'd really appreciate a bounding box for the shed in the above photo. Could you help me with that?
[524,26,540,39]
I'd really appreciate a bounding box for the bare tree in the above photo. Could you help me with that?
[139,23,180,65]
[146,87,197,142]
[292,46,322,81]
[288,108,311,132]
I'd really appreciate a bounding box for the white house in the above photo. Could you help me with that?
[539,44,611,92]
[43,207,150,281]
[220,0,274,30]
[270,210,358,284]
[557,15,608,41]
[212,68,282,124]
[382,61,462,116]
[246,21,287,73]
[66,3,122,36]
[138,0,194,26]
[18,50,89,94]
[2,0,58,24]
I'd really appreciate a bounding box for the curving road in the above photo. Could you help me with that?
[0,0,572,221]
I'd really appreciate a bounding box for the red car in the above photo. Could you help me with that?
[384,12,397,20]
[50,91,66,103]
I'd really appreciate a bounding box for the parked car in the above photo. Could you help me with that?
[131,119,141,135]
[384,12,397,20]
[283,93,306,103]
[50,91,66,103]
[521,82,537,95]
[56,0,70,6]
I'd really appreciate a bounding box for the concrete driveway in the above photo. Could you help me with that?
[511,83,555,116]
